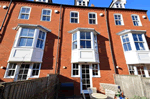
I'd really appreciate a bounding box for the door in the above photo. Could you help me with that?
[80,64,92,93]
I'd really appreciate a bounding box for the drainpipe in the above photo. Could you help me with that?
[0,0,13,31]
[105,8,117,74]
[55,5,62,74]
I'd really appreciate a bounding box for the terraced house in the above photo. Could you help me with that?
[0,0,150,96]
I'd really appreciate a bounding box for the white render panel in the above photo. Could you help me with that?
[138,53,150,60]
[80,51,93,59]
[14,49,31,58]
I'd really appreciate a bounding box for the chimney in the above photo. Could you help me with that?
[91,4,95,7]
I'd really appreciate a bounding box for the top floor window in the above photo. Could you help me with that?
[36,0,47,2]
[18,7,31,20]
[70,11,79,23]
[41,9,52,21]
[114,14,124,25]
[116,3,119,8]
[80,32,91,48]
[131,15,142,26]
[122,34,132,51]
[132,34,145,50]
[89,13,97,24]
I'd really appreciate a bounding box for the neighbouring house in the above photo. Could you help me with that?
[0,0,150,96]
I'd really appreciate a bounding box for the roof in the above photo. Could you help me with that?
[1,0,147,12]
[68,28,100,34]
[116,30,146,35]
[17,24,51,32]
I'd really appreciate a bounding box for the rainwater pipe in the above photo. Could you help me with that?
[105,8,117,74]
[55,4,62,74]
[0,0,13,31]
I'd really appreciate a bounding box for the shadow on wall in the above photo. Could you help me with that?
[146,36,150,50]
[41,32,58,70]
[0,3,16,43]
[97,35,111,70]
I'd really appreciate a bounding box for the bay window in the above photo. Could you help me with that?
[122,34,132,51]
[73,33,77,49]
[36,31,46,49]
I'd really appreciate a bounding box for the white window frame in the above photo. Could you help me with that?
[80,32,92,49]
[114,14,124,25]
[92,64,100,77]
[30,63,41,78]
[131,14,142,26]
[71,63,80,77]
[88,12,97,24]
[41,9,52,22]
[36,0,48,3]
[70,11,79,23]
[18,6,31,20]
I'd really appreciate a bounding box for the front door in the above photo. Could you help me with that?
[80,64,92,93]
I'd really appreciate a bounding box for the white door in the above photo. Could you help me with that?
[80,64,92,93]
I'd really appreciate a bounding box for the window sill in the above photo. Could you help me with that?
[71,76,80,78]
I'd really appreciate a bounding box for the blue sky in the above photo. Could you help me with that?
[28,0,150,19]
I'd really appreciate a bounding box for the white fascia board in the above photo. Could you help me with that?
[16,24,51,32]
[117,30,146,36]
[68,28,100,35]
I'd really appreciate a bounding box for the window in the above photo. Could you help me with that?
[116,3,119,8]
[131,15,141,26]
[72,64,79,77]
[128,66,135,75]
[122,34,132,51]
[70,11,79,23]
[36,0,47,2]
[5,63,17,78]
[72,33,77,49]
[132,34,145,50]
[114,14,124,25]
[36,31,46,49]
[31,63,41,77]
[79,1,82,5]
[83,1,85,6]
[137,66,146,77]
[41,9,51,21]
[120,4,122,8]
[19,28,35,47]
[80,32,91,48]
[89,13,97,24]
[92,64,100,77]
[19,7,31,20]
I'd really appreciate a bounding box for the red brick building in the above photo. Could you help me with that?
[0,0,150,96]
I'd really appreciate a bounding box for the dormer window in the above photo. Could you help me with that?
[116,3,119,8]
[79,1,82,5]
[36,0,47,3]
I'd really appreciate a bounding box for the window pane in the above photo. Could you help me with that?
[28,29,35,37]
[133,34,138,41]
[139,43,145,50]
[21,8,26,13]
[138,34,143,41]
[46,16,50,21]
[86,41,91,48]
[42,16,46,21]
[42,32,45,39]
[47,10,51,15]
[127,43,132,51]
[135,42,140,50]
[114,15,118,19]
[123,44,128,51]
[86,32,91,39]
[19,38,26,46]
[80,41,85,48]
[93,14,95,18]
[122,36,126,43]
[25,15,29,19]
[71,18,74,23]
[75,19,78,23]
[26,38,33,46]
[89,19,92,24]
[21,29,28,36]
[89,14,92,18]
[43,10,47,15]
[80,32,85,39]
[21,14,25,19]
[40,40,43,48]
[71,12,74,17]
[132,16,135,20]
[75,13,78,17]
[73,41,77,49]
[73,33,77,41]
[36,39,40,48]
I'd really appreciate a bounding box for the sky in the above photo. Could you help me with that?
[28,0,150,19]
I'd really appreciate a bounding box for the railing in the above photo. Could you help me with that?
[0,74,59,99]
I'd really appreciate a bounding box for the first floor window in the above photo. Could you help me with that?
[36,31,46,49]
[41,9,51,21]
[70,11,79,23]
[6,63,17,77]
[19,7,31,20]
[32,63,41,76]
[128,66,135,75]
[92,64,99,77]
[19,28,35,47]
[114,14,123,25]
[122,34,132,51]
[89,13,97,24]
[131,15,141,26]
[72,64,79,77]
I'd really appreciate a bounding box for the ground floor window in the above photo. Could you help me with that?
[128,65,150,77]
[72,63,79,77]
[4,63,41,81]
[92,64,100,77]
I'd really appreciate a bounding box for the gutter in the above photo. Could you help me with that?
[55,4,62,74]
[105,8,117,74]
[0,0,13,31]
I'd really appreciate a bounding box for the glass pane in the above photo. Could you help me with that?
[80,32,85,39]
[26,8,30,13]
[122,36,126,43]
[133,34,138,41]
[20,14,25,19]
[71,12,74,17]
[42,32,45,39]
[42,16,46,21]
[115,21,119,25]
[93,20,96,24]
[89,19,92,24]
[126,37,129,42]
[43,10,47,15]
[25,64,30,68]
[89,14,92,18]
[73,33,77,41]
[80,40,85,48]
[93,14,95,18]
[28,29,35,37]
[138,34,143,41]
[132,16,135,20]
[86,32,91,39]
[25,15,29,19]
[35,70,39,75]
[26,38,33,46]
[123,44,128,51]
[86,41,91,48]
[40,40,43,48]
[33,64,36,69]
[75,19,78,23]
[139,43,145,50]
[19,70,23,74]
[32,70,36,76]
[21,8,26,13]
[135,42,140,50]
[71,18,74,23]
[21,29,28,36]
[19,38,26,46]
[135,16,138,20]
[23,75,27,80]
[24,70,28,74]
[36,39,40,48]
[75,13,78,17]
[114,15,118,19]
[46,16,50,21]
[127,43,132,51]
[73,41,77,49]
[47,10,51,15]
[36,64,40,69]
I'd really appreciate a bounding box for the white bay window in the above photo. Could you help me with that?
[80,32,91,48]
